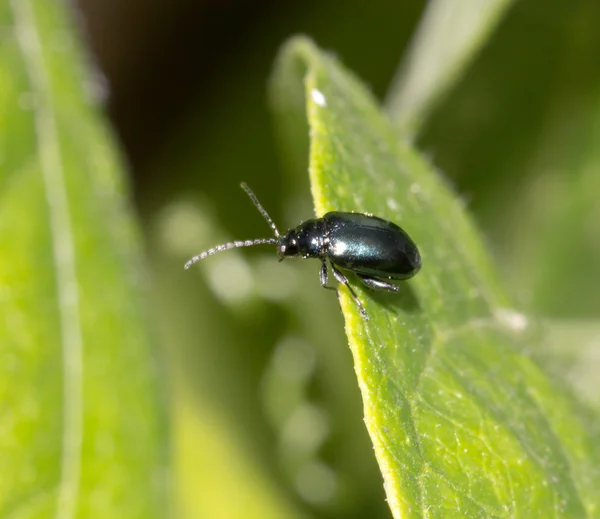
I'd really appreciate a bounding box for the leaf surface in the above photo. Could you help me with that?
[271,37,600,519]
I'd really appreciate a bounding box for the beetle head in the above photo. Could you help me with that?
[277,231,299,260]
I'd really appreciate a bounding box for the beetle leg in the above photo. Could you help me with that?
[331,265,368,319]
[357,274,399,292]
[319,260,335,290]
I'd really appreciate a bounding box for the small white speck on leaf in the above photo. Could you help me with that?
[311,88,327,107]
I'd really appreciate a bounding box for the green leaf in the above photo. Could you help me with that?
[0,1,167,517]
[385,0,516,137]
[271,37,600,518]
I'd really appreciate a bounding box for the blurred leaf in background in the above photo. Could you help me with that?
[386,0,517,137]
[0,0,167,517]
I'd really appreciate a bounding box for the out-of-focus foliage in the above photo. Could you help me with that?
[2,0,600,517]
[386,0,517,137]
[0,0,167,516]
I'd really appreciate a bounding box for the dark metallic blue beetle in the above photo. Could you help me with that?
[185,183,421,318]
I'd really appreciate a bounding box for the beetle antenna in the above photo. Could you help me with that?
[184,238,278,269]
[240,182,280,238]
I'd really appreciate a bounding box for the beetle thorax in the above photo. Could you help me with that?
[277,219,325,260]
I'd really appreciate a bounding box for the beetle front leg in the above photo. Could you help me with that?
[331,265,368,319]
[357,274,399,292]
[319,260,335,290]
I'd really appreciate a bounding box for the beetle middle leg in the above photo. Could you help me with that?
[331,265,368,319]
[357,274,399,292]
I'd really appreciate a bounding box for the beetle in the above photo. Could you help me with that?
[185,182,421,318]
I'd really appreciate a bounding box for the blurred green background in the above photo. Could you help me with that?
[71,0,600,516]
